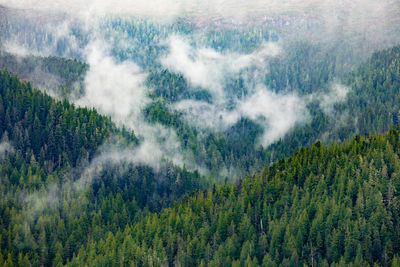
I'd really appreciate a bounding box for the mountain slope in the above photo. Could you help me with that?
[69,129,400,266]
[267,43,400,162]
[0,51,88,98]
[1,10,400,266]
[0,69,117,169]
[0,70,205,266]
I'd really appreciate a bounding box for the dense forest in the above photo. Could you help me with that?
[67,129,400,266]
[6,39,398,181]
[2,10,400,180]
[1,45,400,264]
[2,71,400,265]
[143,42,400,179]
[1,3,400,266]
[0,70,205,266]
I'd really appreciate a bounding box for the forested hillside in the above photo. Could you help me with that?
[2,9,400,180]
[265,43,400,161]
[0,70,115,169]
[67,129,400,266]
[0,51,88,97]
[1,2,400,266]
[0,70,205,267]
[1,58,400,264]
[143,43,400,178]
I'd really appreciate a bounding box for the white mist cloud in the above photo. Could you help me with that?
[174,83,351,147]
[160,36,224,97]
[162,35,307,147]
[2,0,182,21]
[71,39,194,172]
[3,42,33,57]
[2,17,85,59]
[76,40,149,124]
[174,87,308,147]
[161,35,281,101]
[173,100,240,130]
[239,88,309,146]
[315,83,349,113]
[23,141,153,221]
[134,123,190,170]
[0,141,14,158]
[321,83,349,112]
[73,141,156,191]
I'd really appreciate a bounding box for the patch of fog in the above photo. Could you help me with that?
[173,87,309,147]
[160,35,281,102]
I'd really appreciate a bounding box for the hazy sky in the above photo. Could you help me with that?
[3,0,398,23]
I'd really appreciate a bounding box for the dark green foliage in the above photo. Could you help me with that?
[265,40,358,95]
[68,130,400,266]
[147,69,212,102]
[263,43,400,164]
[2,10,400,266]
[0,71,205,266]
[0,70,115,169]
[342,45,400,135]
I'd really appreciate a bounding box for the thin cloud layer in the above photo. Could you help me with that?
[3,0,398,23]
[163,35,308,147]
[3,0,400,50]
[72,39,193,171]
[319,83,349,113]
[0,141,14,158]
[163,37,353,147]
[174,87,309,147]
[239,89,309,146]
[161,35,281,101]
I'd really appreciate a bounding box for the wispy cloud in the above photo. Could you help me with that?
[160,35,281,102]
[174,87,309,147]
[319,83,349,113]
[0,141,14,158]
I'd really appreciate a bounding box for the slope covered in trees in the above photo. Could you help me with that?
[0,51,88,98]
[1,8,400,265]
[142,43,400,179]
[0,70,205,266]
[68,129,400,266]
[3,9,400,180]
[257,43,400,162]
[0,69,116,169]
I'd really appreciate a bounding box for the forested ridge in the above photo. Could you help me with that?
[0,70,205,266]
[1,8,400,265]
[3,16,400,179]
[68,130,400,266]
[1,61,400,265]
[0,69,117,169]
[143,43,400,178]
[0,51,88,98]
[265,43,400,161]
